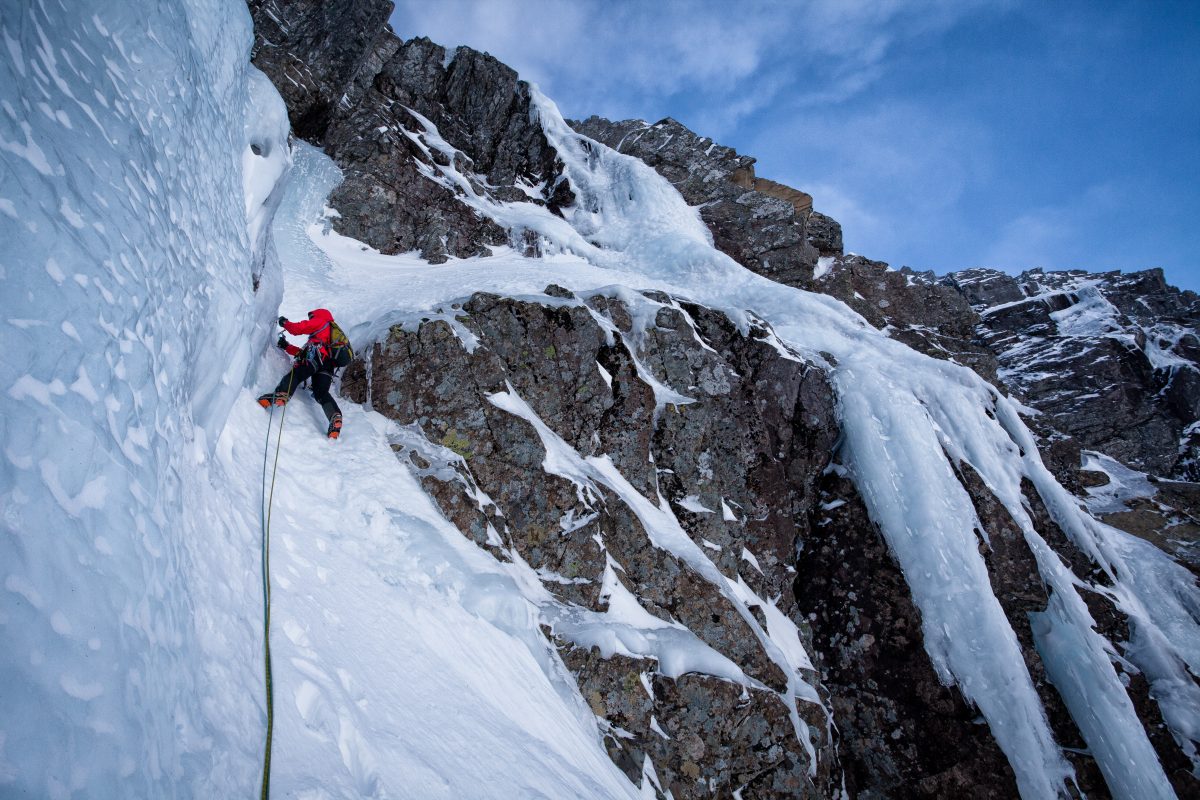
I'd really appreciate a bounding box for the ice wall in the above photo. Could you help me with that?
[0,0,285,794]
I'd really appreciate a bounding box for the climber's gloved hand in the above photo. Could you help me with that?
[276,334,289,350]
[278,316,288,327]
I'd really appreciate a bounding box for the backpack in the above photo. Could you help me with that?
[328,321,354,368]
[303,319,355,370]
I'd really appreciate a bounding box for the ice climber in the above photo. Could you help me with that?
[257,308,354,439]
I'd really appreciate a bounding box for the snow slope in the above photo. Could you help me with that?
[3,1,1199,798]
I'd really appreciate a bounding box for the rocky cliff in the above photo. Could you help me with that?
[336,285,1195,797]
[342,288,842,795]
[942,267,1200,480]
[570,116,826,289]
[251,0,570,263]
[576,111,1199,581]
[248,1,1200,797]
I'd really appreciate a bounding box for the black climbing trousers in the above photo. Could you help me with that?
[273,360,342,423]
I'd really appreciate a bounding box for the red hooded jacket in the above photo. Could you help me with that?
[281,308,334,359]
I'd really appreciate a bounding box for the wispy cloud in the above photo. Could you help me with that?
[390,0,1013,270]
[749,100,995,265]
[391,0,1010,134]
[978,183,1123,271]
[390,1,1198,290]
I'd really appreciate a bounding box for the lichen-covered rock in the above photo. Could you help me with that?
[560,648,826,798]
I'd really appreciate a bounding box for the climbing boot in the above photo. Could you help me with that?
[257,392,288,409]
[327,413,343,440]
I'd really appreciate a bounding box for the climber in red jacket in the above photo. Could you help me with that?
[257,308,348,439]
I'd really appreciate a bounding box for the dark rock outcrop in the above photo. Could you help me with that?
[814,254,1000,383]
[943,267,1200,480]
[806,211,843,257]
[797,467,1023,798]
[250,2,566,262]
[248,0,396,141]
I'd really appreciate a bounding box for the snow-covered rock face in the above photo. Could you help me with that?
[249,0,570,263]
[571,115,824,288]
[5,0,1199,797]
[945,267,1200,480]
[342,289,842,793]
[573,113,1198,491]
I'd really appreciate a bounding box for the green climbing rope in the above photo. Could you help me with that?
[259,374,292,800]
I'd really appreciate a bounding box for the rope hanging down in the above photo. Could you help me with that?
[259,374,292,800]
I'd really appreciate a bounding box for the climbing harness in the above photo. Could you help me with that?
[259,373,292,799]
[300,320,354,371]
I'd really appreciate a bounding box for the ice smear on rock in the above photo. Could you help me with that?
[551,554,756,683]
[1080,450,1159,515]
[488,385,824,769]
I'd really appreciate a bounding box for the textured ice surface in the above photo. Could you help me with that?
[0,3,638,797]
[0,0,277,795]
[1081,450,1158,515]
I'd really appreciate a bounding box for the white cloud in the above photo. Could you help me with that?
[391,0,1012,130]
[755,99,994,222]
[390,0,1037,273]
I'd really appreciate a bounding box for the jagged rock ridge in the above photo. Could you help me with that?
[251,0,571,263]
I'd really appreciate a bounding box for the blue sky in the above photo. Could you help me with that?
[392,0,1200,291]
